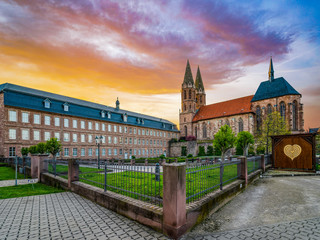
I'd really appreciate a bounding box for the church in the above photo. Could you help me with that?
[179,58,304,140]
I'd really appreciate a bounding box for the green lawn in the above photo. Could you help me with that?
[0,183,65,199]
[48,164,103,177]
[0,167,25,181]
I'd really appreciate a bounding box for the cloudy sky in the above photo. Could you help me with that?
[0,0,319,129]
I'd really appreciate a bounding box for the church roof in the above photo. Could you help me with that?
[183,60,194,85]
[251,77,300,102]
[195,66,204,91]
[193,95,254,122]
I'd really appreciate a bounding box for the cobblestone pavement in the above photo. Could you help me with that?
[182,216,320,240]
[0,192,168,240]
[0,178,38,187]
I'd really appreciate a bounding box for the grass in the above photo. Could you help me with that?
[48,164,103,178]
[0,167,25,181]
[0,183,65,199]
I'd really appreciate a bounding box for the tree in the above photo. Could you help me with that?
[28,145,38,154]
[21,147,29,157]
[45,138,62,159]
[256,112,290,154]
[236,131,254,156]
[37,142,47,154]
[213,125,236,162]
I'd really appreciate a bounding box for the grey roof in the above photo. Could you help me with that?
[251,77,300,102]
[0,83,175,125]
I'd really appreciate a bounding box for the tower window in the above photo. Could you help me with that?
[189,89,192,99]
[200,96,202,104]
[189,104,191,110]
[184,90,186,100]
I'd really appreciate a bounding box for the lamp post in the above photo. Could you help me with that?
[95,135,103,169]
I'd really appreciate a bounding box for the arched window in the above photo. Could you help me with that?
[280,102,286,120]
[256,106,262,131]
[267,104,272,115]
[200,96,202,103]
[292,100,298,130]
[238,118,244,132]
[195,127,197,138]
[203,123,207,138]
[184,90,186,99]
[189,104,191,110]
[184,126,188,136]
[189,89,192,99]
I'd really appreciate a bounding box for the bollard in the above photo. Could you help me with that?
[155,163,160,181]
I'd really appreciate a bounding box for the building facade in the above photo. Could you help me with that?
[0,83,179,158]
[179,58,304,140]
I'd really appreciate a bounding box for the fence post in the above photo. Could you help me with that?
[260,154,265,173]
[68,159,79,188]
[163,163,187,239]
[145,159,148,166]
[30,154,40,179]
[220,162,224,190]
[38,155,49,182]
[238,156,248,185]
[104,161,107,192]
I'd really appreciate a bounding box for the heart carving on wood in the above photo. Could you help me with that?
[284,144,302,161]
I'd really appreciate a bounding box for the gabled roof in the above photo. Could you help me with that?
[183,60,194,85]
[195,66,204,92]
[193,95,254,122]
[251,77,300,102]
[0,83,176,126]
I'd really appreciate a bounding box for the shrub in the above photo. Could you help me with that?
[28,145,38,154]
[159,154,166,159]
[131,155,136,159]
[206,146,214,156]
[179,137,186,142]
[169,138,178,143]
[21,147,29,156]
[198,146,206,156]
[181,146,187,156]
[187,154,193,158]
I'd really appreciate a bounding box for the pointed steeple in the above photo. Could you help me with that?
[183,60,194,85]
[268,56,274,81]
[195,66,204,92]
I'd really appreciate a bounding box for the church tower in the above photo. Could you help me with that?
[180,60,196,137]
[195,66,206,110]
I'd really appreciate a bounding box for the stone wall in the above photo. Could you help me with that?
[169,141,213,157]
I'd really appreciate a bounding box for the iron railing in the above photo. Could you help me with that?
[44,159,69,178]
[78,160,163,206]
[265,154,271,165]
[247,156,261,174]
[186,160,241,203]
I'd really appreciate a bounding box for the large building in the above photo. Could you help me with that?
[0,83,179,158]
[180,58,304,140]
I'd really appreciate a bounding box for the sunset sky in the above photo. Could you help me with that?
[0,0,319,129]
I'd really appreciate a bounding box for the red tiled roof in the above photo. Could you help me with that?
[193,95,254,122]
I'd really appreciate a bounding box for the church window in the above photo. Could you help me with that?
[203,123,207,138]
[184,126,188,136]
[189,89,192,99]
[280,102,286,121]
[292,100,298,130]
[267,104,272,115]
[195,127,197,138]
[256,106,262,131]
[238,118,244,132]
[184,90,186,100]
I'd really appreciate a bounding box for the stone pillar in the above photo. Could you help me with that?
[260,155,265,173]
[163,163,187,239]
[68,159,79,188]
[174,158,178,163]
[238,156,247,185]
[38,155,49,181]
[130,159,135,165]
[31,155,40,179]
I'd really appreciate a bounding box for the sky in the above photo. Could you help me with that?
[0,0,319,129]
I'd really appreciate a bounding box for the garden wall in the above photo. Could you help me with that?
[169,141,213,157]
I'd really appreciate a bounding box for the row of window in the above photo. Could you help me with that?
[8,129,166,146]
[62,147,164,157]
[8,110,177,138]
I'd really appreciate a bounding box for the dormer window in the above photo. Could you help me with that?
[123,113,128,122]
[43,98,51,109]
[162,123,165,128]
[107,111,111,119]
[101,111,106,118]
[141,119,144,125]
[63,103,69,112]
[137,118,141,124]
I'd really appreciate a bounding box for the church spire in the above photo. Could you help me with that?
[195,66,204,92]
[183,59,194,86]
[268,56,274,82]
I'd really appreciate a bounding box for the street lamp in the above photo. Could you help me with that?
[95,135,103,169]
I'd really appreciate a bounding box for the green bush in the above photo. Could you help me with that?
[198,146,206,156]
[187,154,193,158]
[21,147,29,156]
[36,142,47,154]
[206,146,214,156]
[28,145,38,154]
[256,145,265,155]
[159,154,166,159]
[181,146,187,156]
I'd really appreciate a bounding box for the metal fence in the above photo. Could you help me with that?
[186,160,241,204]
[44,159,69,178]
[78,160,163,206]
[265,154,271,165]
[247,156,261,174]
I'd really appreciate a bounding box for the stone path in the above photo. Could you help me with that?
[0,192,167,240]
[0,178,38,188]
[182,217,320,239]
